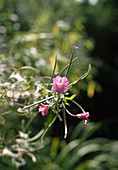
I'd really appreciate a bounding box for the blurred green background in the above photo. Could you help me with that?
[0,0,118,169]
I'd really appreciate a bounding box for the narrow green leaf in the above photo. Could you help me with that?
[24,85,31,91]
[65,94,76,101]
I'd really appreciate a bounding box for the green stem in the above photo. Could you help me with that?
[41,103,59,143]
[27,129,44,142]
[68,64,91,89]
[59,57,78,76]
[63,106,67,138]
[65,46,78,77]
[57,113,62,121]
[41,115,58,143]
[25,113,36,132]
[46,55,57,89]
[71,100,85,113]
[19,95,54,111]
[62,101,75,117]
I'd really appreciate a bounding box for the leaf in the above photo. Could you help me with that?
[24,86,31,91]
[65,101,70,106]
[63,98,70,106]
[64,94,76,101]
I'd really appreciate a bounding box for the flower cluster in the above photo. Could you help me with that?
[38,75,89,123]
[39,75,69,116]
[18,47,91,142]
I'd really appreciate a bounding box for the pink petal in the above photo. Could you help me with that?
[52,84,57,91]
[53,76,61,84]
[41,103,45,107]
[63,86,68,92]
[61,77,69,86]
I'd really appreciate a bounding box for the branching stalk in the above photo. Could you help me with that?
[41,103,59,143]
[41,115,58,143]
[24,113,37,132]
[71,100,85,113]
[65,46,78,77]
[46,55,57,88]
[62,101,75,117]
[59,57,78,76]
[68,64,91,89]
[19,95,54,111]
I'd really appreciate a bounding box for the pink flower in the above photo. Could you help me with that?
[76,112,89,124]
[38,103,49,116]
[52,76,69,93]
